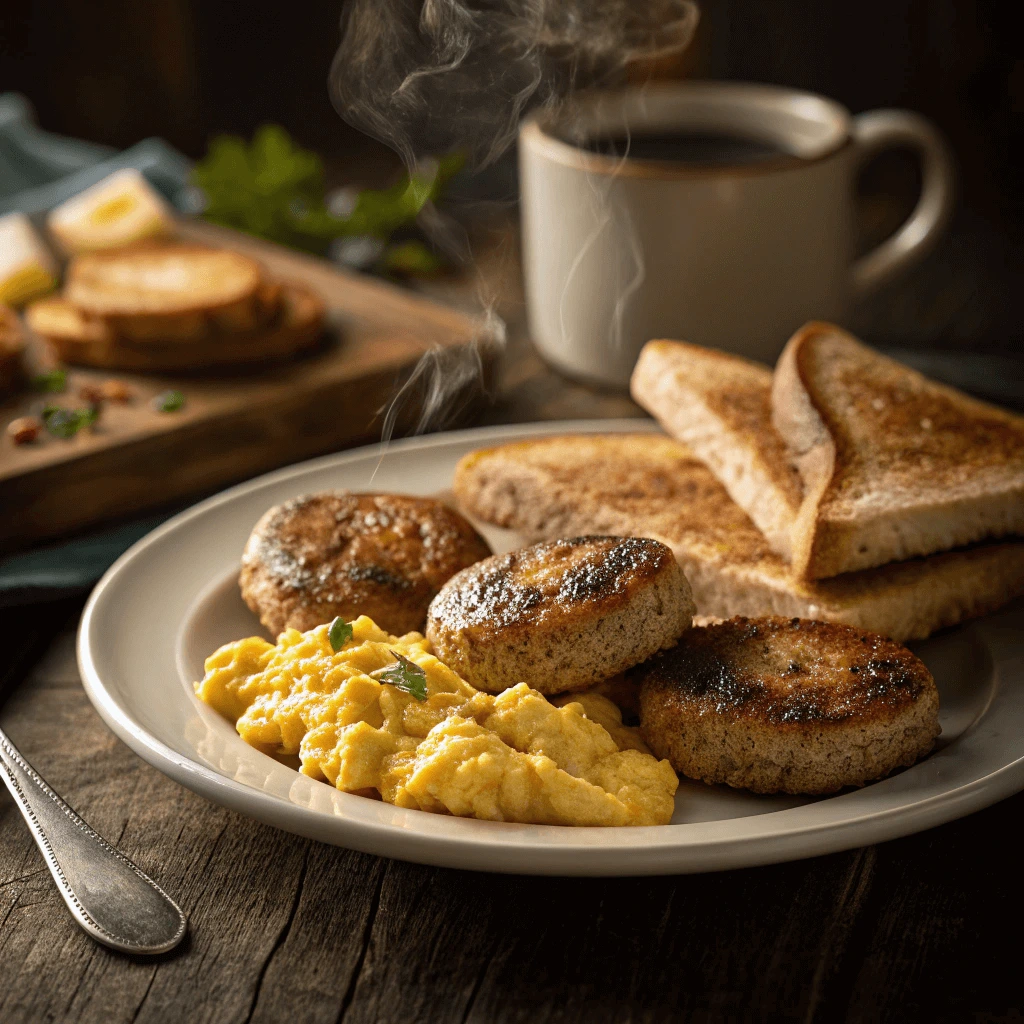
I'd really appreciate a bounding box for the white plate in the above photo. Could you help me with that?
[78,420,1024,875]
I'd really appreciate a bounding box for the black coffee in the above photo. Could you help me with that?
[578,130,791,166]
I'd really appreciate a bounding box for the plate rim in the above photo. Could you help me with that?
[77,419,1024,875]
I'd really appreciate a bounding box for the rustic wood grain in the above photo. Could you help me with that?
[3,617,1024,1023]
[0,221,498,551]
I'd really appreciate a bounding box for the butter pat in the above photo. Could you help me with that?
[47,168,174,253]
[0,213,58,307]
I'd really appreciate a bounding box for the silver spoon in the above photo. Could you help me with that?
[0,725,186,955]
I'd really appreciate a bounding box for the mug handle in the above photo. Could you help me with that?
[849,109,955,300]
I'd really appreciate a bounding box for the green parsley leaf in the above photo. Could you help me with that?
[31,369,67,393]
[42,405,76,438]
[376,651,428,701]
[153,389,185,413]
[328,617,353,652]
[192,125,331,253]
[190,124,464,268]
[41,404,98,439]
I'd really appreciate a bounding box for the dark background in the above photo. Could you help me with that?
[2,0,1021,355]
[3,1,1018,202]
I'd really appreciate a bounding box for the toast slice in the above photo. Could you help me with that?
[30,282,324,373]
[65,245,262,338]
[453,433,1024,643]
[631,339,803,559]
[773,322,1024,580]
[25,296,115,346]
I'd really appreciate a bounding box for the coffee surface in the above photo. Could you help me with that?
[578,130,791,166]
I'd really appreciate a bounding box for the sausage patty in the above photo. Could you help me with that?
[635,616,940,795]
[426,536,696,695]
[240,491,492,637]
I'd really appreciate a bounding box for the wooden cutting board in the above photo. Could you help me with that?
[0,221,499,551]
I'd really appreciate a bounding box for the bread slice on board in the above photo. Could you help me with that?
[30,282,324,373]
[773,322,1024,580]
[453,433,1024,643]
[631,339,803,559]
[65,244,263,342]
[25,296,115,346]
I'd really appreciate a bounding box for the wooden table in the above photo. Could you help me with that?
[3,602,1023,1022]
[3,220,1023,1024]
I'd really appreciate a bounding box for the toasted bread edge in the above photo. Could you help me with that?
[453,438,1024,643]
[773,322,1024,580]
[632,340,798,560]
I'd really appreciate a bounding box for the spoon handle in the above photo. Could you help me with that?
[0,726,186,955]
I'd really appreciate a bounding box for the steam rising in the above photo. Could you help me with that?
[379,308,505,440]
[371,308,506,480]
[331,0,698,446]
[330,0,699,169]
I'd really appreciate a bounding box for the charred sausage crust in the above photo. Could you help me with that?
[426,536,695,694]
[636,616,940,794]
[240,491,492,637]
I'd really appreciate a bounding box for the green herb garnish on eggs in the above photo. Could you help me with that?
[328,617,354,652]
[377,651,428,701]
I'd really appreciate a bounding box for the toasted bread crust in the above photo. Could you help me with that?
[36,282,324,372]
[773,322,1024,579]
[426,536,695,695]
[631,340,803,558]
[636,616,940,794]
[453,433,1024,642]
[241,491,492,637]
[66,244,262,318]
[208,280,280,334]
[25,296,115,345]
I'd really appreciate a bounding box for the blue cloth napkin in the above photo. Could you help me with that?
[0,512,182,607]
[0,92,194,217]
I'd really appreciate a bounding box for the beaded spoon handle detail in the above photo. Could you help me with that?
[0,725,186,955]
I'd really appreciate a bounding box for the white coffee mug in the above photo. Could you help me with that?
[519,82,954,386]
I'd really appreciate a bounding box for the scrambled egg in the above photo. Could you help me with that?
[195,616,678,826]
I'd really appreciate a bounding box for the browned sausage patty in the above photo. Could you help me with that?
[240,491,492,637]
[426,536,696,695]
[635,616,940,794]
